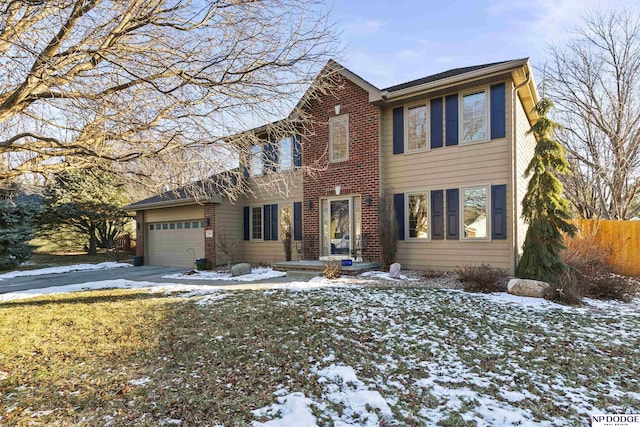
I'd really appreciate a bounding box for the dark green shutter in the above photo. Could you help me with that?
[243,207,250,240]
[263,205,271,240]
[431,190,444,239]
[394,193,405,240]
[446,189,459,239]
[491,184,507,239]
[271,204,278,240]
[293,135,302,167]
[430,98,443,149]
[445,94,459,146]
[393,107,404,154]
[293,202,302,241]
[490,83,506,139]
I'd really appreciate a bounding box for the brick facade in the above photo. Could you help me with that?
[203,202,216,267]
[302,75,381,261]
[135,211,145,259]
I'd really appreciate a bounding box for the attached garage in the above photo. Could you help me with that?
[146,219,205,267]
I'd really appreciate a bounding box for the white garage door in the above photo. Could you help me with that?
[146,220,205,267]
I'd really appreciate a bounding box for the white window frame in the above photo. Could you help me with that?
[405,191,431,241]
[279,137,293,171]
[250,205,263,241]
[459,87,490,145]
[404,103,429,153]
[459,184,491,241]
[329,114,349,162]
[251,144,264,177]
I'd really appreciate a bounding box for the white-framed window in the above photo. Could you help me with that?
[405,104,428,152]
[460,185,490,240]
[460,88,489,144]
[329,114,349,162]
[406,191,430,240]
[279,137,293,171]
[251,144,264,176]
[251,206,262,240]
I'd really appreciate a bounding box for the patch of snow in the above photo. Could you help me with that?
[162,267,286,282]
[360,270,419,282]
[251,392,318,427]
[128,377,151,386]
[0,262,131,280]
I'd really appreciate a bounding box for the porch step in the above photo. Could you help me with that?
[286,270,322,279]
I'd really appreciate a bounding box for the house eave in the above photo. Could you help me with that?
[125,196,222,211]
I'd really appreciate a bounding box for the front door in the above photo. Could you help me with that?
[320,197,361,259]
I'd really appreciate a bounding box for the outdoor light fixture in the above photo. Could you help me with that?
[365,195,372,206]
[136,222,140,230]
[307,200,313,210]
[335,104,341,115]
[206,218,211,227]
[335,185,342,195]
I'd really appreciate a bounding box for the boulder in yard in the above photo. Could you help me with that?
[507,278,550,298]
[231,262,252,277]
[389,263,401,279]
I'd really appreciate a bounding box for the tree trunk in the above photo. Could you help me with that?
[88,224,97,256]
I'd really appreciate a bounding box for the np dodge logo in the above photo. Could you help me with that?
[592,414,640,427]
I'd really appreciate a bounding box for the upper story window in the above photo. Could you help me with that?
[251,206,262,240]
[279,137,293,171]
[461,186,489,239]
[251,144,263,176]
[407,192,429,239]
[329,115,349,162]
[406,104,428,152]
[461,89,489,144]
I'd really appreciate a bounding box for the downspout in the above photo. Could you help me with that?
[511,69,531,275]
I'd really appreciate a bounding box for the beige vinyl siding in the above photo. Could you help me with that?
[232,172,303,265]
[144,205,203,223]
[380,80,515,272]
[214,200,244,267]
[515,92,537,258]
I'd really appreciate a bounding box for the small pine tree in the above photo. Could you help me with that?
[517,99,577,282]
[0,200,35,270]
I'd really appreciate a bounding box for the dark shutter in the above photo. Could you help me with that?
[393,193,405,240]
[431,190,444,239]
[445,94,459,146]
[271,141,279,172]
[243,206,250,240]
[271,204,278,240]
[293,134,302,167]
[393,107,404,154]
[491,184,507,239]
[243,164,249,179]
[262,144,270,175]
[490,83,506,139]
[263,204,271,240]
[430,98,444,149]
[446,189,459,239]
[293,201,302,241]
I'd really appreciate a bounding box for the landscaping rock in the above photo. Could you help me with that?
[231,262,252,277]
[389,263,401,279]
[507,278,550,298]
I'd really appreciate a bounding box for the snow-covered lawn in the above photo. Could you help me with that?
[0,262,130,280]
[1,276,638,426]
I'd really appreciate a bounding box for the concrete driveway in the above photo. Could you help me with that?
[0,266,191,294]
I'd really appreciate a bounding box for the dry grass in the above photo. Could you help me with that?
[456,264,508,293]
[561,232,611,277]
[322,260,341,279]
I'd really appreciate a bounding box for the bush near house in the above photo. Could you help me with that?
[456,264,508,293]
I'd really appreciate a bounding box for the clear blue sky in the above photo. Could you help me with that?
[330,0,637,88]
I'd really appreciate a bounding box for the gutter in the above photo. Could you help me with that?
[511,67,532,274]
[124,195,222,211]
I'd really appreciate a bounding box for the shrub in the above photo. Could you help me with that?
[586,274,638,303]
[323,260,341,280]
[560,232,611,277]
[456,264,508,293]
[546,269,584,305]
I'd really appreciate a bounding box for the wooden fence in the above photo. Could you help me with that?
[573,219,640,277]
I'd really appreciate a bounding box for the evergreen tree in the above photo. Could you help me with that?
[41,170,131,255]
[0,199,35,270]
[517,99,577,282]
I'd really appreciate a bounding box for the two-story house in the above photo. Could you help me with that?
[128,58,539,274]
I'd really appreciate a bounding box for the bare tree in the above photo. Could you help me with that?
[544,9,640,219]
[0,0,338,199]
